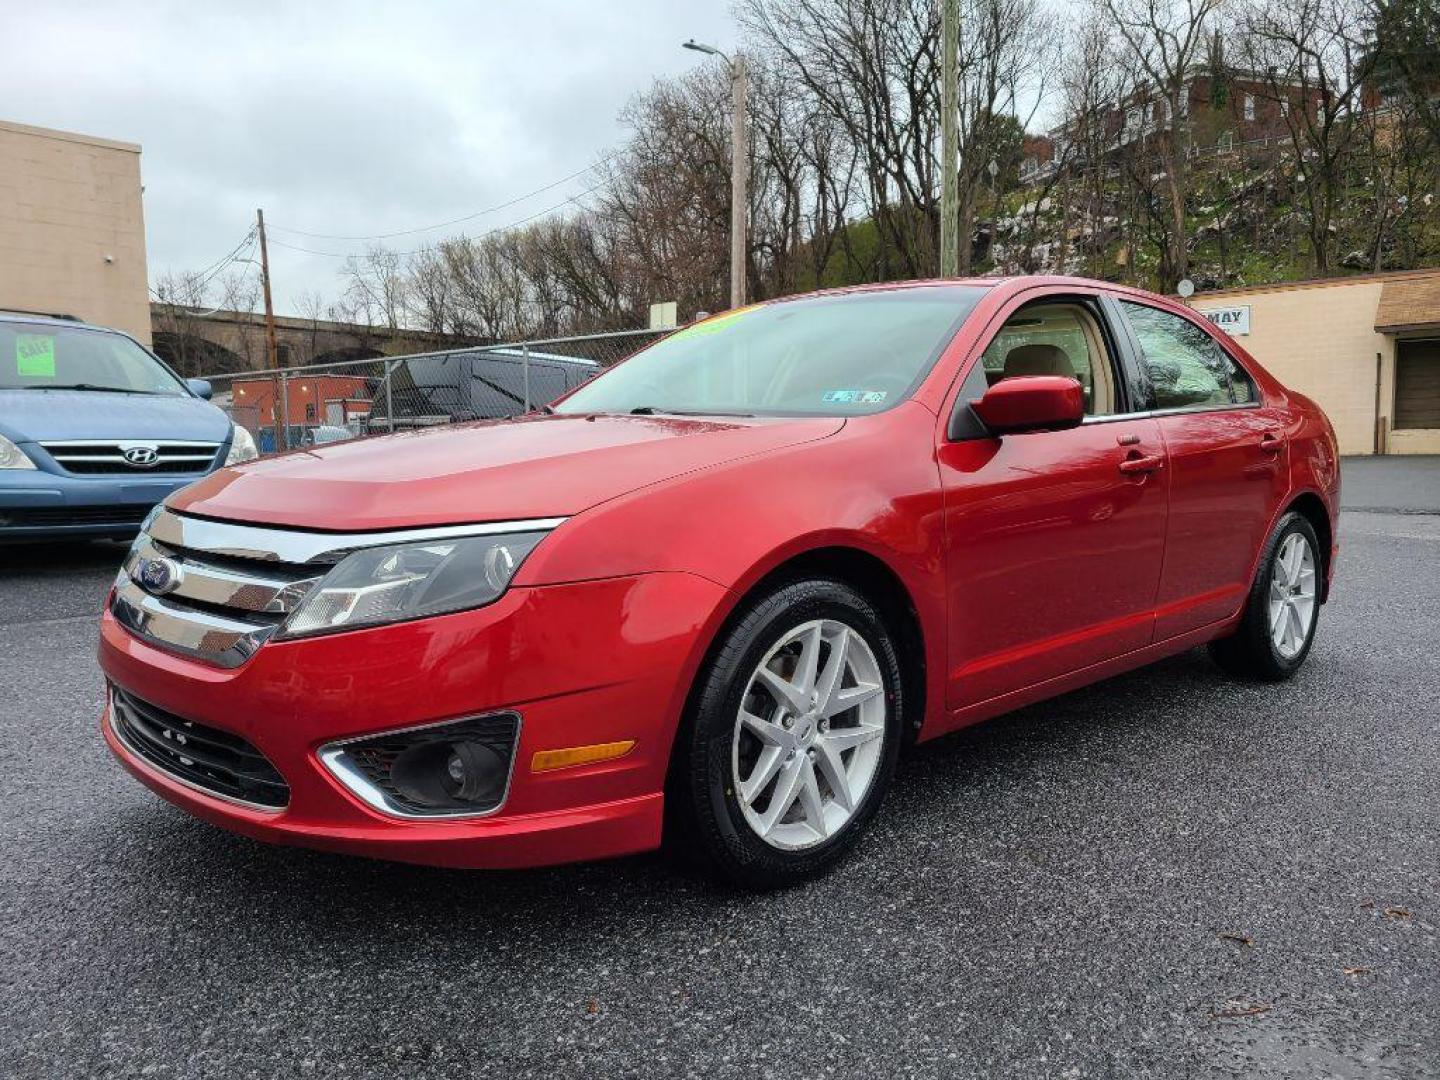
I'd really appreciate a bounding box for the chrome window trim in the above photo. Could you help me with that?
[1080,401,1262,425]
[316,712,523,821]
[107,686,286,814]
[148,508,567,565]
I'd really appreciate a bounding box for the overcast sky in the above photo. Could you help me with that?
[0,1,733,313]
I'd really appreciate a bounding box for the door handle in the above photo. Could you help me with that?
[1118,453,1165,475]
[1259,432,1285,454]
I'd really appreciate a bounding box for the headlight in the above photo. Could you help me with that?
[277,530,549,639]
[224,424,258,465]
[0,433,36,470]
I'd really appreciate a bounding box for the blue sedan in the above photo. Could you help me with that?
[0,311,257,542]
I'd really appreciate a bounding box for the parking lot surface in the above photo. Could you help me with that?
[2,473,1436,1078]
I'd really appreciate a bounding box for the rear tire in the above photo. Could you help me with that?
[670,578,903,890]
[1209,511,1322,682]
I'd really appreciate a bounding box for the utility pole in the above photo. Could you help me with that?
[939,0,959,278]
[256,208,280,370]
[256,208,285,449]
[729,55,748,309]
[683,39,748,309]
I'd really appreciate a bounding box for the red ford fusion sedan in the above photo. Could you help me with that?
[99,276,1339,888]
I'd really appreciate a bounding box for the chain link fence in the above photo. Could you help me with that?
[200,328,669,455]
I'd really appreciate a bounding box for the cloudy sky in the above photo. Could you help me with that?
[1,1,733,313]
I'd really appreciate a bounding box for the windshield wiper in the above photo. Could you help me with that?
[629,406,756,418]
[28,383,162,395]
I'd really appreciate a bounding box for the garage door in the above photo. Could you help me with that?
[1395,340,1440,430]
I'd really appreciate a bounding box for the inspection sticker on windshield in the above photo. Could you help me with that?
[16,334,56,378]
[822,389,887,405]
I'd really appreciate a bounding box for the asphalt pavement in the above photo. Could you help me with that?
[1,461,1436,1079]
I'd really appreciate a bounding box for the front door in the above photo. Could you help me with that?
[937,293,1169,710]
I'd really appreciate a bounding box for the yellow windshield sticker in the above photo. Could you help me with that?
[17,334,56,377]
[674,304,761,340]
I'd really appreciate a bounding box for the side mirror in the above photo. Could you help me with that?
[186,378,213,400]
[971,376,1084,435]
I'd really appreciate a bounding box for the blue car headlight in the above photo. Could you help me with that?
[0,433,36,470]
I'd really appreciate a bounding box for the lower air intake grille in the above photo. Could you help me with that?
[1,505,152,528]
[110,685,289,810]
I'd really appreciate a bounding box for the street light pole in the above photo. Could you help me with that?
[684,39,748,309]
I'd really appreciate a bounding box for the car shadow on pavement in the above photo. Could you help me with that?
[79,644,1253,947]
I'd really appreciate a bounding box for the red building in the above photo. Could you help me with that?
[231,374,371,429]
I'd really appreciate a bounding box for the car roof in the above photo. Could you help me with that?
[0,309,121,334]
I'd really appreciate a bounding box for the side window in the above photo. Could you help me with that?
[979,301,1119,415]
[1121,301,1257,410]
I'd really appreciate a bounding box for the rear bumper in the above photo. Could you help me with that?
[99,570,728,869]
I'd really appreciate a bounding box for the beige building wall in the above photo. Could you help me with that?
[1189,271,1440,456]
[0,119,150,343]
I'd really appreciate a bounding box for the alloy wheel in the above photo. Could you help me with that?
[1269,532,1317,660]
[730,618,887,851]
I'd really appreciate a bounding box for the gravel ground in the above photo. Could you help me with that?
[1,497,1436,1078]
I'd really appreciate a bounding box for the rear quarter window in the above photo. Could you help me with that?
[1120,301,1257,410]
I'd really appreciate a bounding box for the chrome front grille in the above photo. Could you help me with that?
[113,512,327,668]
[42,439,221,474]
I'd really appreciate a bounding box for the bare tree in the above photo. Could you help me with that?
[1055,13,1137,277]
[953,0,1058,271]
[406,245,454,334]
[342,246,407,329]
[740,0,944,278]
[1100,0,1224,289]
[1242,0,1377,272]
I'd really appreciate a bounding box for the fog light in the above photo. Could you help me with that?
[318,712,520,819]
[444,742,506,803]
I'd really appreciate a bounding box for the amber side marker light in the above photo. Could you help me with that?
[531,740,636,773]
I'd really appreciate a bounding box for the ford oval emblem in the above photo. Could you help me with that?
[137,556,181,596]
[123,445,160,467]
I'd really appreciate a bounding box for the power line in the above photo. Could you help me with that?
[189,226,258,283]
[191,230,258,292]
[267,182,607,259]
[266,155,617,242]
[149,228,258,309]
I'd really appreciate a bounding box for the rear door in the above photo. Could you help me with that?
[937,288,1169,709]
[1112,298,1291,640]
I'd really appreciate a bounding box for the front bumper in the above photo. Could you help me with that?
[1,470,200,540]
[99,570,729,869]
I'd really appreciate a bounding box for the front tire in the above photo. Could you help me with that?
[671,578,904,889]
[1209,511,1322,681]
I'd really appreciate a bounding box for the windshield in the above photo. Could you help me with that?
[0,322,188,395]
[555,285,985,418]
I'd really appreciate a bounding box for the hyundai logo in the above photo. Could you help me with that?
[137,556,181,596]
[122,445,160,467]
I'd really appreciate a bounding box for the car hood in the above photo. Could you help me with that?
[169,412,845,530]
[0,389,230,443]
